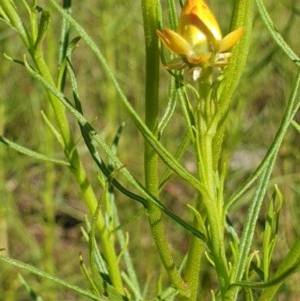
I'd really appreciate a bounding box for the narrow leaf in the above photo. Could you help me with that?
[0,135,70,166]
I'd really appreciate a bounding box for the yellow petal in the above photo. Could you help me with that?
[178,13,208,47]
[219,27,244,52]
[157,28,194,56]
[180,0,222,42]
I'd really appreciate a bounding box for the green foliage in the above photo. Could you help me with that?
[0,0,300,300]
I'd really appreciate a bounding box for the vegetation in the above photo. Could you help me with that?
[0,0,300,300]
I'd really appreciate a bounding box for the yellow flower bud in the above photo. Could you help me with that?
[157,0,243,78]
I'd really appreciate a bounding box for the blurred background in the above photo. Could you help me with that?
[0,0,300,299]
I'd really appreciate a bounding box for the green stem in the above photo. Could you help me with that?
[34,33,124,298]
[200,134,229,295]
[0,100,9,258]
[0,0,124,293]
[41,106,56,301]
[35,32,125,298]
[195,81,229,296]
[48,0,205,196]
[42,22,59,290]
[182,199,206,301]
[141,0,188,296]
[0,0,30,47]
[191,0,255,297]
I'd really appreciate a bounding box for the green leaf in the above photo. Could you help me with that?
[0,256,101,301]
[19,274,45,301]
[262,185,283,281]
[34,8,50,51]
[256,0,300,64]
[226,67,300,209]
[227,68,300,300]
[22,56,206,242]
[48,0,205,196]
[79,255,101,297]
[258,238,300,301]
[0,135,70,166]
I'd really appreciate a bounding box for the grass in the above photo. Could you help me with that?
[0,0,300,300]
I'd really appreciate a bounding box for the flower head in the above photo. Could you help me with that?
[157,0,243,80]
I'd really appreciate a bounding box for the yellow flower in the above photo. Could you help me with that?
[157,0,243,77]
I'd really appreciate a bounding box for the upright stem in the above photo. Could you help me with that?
[200,133,229,294]
[42,105,56,301]
[182,199,206,301]
[34,31,125,297]
[42,24,58,288]
[195,81,229,296]
[141,0,188,296]
[0,100,9,258]
[0,0,124,293]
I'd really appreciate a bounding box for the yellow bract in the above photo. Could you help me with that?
[157,0,243,76]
